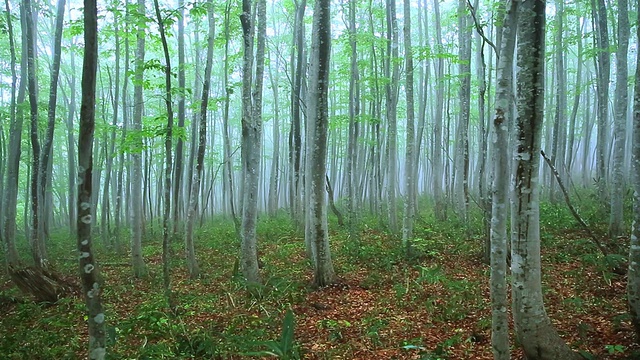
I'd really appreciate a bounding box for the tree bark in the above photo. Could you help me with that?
[78,0,106,356]
[511,1,581,358]
[628,0,640,337]
[490,1,517,358]
[131,0,147,278]
[609,0,629,238]
[306,0,335,287]
[401,0,416,257]
[2,0,26,268]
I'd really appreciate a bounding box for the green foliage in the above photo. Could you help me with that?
[245,309,299,359]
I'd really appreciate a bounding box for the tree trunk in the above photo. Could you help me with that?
[401,0,416,258]
[593,0,610,203]
[131,0,147,278]
[2,0,26,268]
[39,0,66,252]
[153,0,175,309]
[172,0,186,236]
[306,0,335,287]
[385,0,399,233]
[240,0,266,284]
[609,0,629,238]
[628,0,640,337]
[78,0,106,356]
[433,0,445,220]
[490,1,517,358]
[185,0,215,279]
[511,2,581,358]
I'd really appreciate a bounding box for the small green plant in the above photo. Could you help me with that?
[319,318,352,343]
[604,344,625,355]
[246,309,299,359]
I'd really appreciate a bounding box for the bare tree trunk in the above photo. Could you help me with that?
[306,0,335,287]
[593,0,610,203]
[131,0,147,278]
[385,0,399,233]
[628,1,640,338]
[39,0,65,252]
[77,0,106,356]
[2,0,26,268]
[172,0,186,236]
[184,0,214,279]
[401,0,416,257]
[433,0,445,220]
[153,0,175,309]
[511,2,581,358]
[609,0,629,237]
[240,0,266,284]
[24,0,45,267]
[490,1,517,358]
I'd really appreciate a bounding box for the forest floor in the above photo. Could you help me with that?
[0,202,639,359]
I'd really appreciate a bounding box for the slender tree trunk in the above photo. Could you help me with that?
[153,0,175,309]
[289,0,306,227]
[223,5,239,230]
[131,0,147,278]
[39,0,65,253]
[490,1,517,358]
[267,57,281,216]
[185,0,214,279]
[401,0,416,257]
[511,2,581,358]
[385,0,399,233]
[566,19,583,177]
[433,0,445,220]
[593,0,610,203]
[172,0,186,236]
[24,0,44,267]
[628,1,640,338]
[306,0,335,287]
[609,0,629,237]
[78,0,106,356]
[2,0,26,268]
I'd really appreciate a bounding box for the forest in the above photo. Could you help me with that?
[1,0,640,358]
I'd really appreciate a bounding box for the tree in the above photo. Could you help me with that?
[2,0,26,268]
[184,0,215,279]
[593,0,610,202]
[432,0,445,220]
[628,0,640,337]
[24,0,45,267]
[401,0,416,257]
[609,0,629,237]
[78,0,106,356]
[511,1,581,358]
[153,0,175,308]
[305,0,335,287]
[131,0,147,277]
[490,1,517,358]
[240,0,267,284]
[384,0,399,233]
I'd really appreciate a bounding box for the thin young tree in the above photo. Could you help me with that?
[490,1,517,357]
[184,0,215,279]
[511,0,581,357]
[78,0,106,356]
[401,0,416,257]
[2,0,26,268]
[23,0,45,267]
[385,0,400,233]
[305,0,335,287]
[593,0,610,202]
[153,0,175,308]
[131,0,147,277]
[609,0,629,237]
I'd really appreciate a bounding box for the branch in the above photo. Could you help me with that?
[466,0,498,58]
